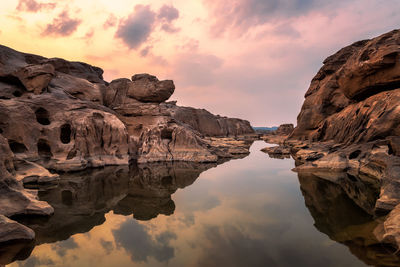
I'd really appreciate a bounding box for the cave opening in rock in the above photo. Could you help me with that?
[60,124,72,144]
[35,107,51,125]
[12,90,22,97]
[37,139,53,158]
[8,140,27,154]
[349,150,361,159]
[161,128,173,140]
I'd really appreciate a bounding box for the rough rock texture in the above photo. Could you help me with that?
[130,73,175,103]
[170,105,254,137]
[285,29,400,252]
[0,215,35,265]
[0,43,255,251]
[291,29,400,142]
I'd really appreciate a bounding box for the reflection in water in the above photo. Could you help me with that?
[5,141,400,266]
[16,162,218,246]
[298,172,400,266]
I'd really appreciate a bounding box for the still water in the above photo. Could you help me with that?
[10,141,390,266]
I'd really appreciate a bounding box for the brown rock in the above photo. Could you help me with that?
[129,73,175,103]
[0,215,35,243]
[292,29,400,143]
[276,124,294,135]
[15,64,54,94]
[170,105,254,137]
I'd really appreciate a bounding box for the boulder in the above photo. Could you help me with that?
[129,73,175,103]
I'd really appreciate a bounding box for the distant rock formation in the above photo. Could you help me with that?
[0,44,255,253]
[260,123,294,146]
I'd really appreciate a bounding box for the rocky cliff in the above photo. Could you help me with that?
[286,29,400,251]
[0,44,255,257]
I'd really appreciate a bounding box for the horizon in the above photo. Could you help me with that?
[1,0,400,125]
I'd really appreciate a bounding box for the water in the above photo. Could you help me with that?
[8,141,389,266]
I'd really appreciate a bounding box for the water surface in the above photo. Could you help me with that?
[10,141,388,266]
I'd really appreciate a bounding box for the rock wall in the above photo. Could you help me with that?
[286,29,400,251]
[291,29,400,144]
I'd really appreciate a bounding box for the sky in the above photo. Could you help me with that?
[1,0,399,126]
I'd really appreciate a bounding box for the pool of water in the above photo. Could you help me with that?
[9,141,391,266]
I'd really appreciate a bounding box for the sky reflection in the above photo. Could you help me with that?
[12,141,367,267]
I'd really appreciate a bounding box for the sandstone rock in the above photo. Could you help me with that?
[42,57,105,84]
[129,73,174,103]
[170,105,254,137]
[276,124,294,135]
[261,145,291,159]
[50,72,104,103]
[0,43,256,252]
[137,123,218,163]
[0,215,35,243]
[14,159,59,187]
[291,29,400,143]
[15,64,54,94]
[0,215,35,265]
[0,135,53,217]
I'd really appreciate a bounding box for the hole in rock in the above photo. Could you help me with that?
[60,124,71,144]
[388,143,394,155]
[35,108,50,125]
[61,190,73,206]
[12,90,22,97]
[0,128,3,134]
[161,128,173,140]
[8,140,27,153]
[37,139,53,158]
[161,176,173,187]
[349,150,361,159]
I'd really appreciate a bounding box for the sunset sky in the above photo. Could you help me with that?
[1,0,399,125]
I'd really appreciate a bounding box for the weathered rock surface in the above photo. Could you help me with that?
[291,29,400,143]
[0,43,254,251]
[285,29,400,252]
[0,215,35,265]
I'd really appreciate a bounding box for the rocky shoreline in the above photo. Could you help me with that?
[262,29,400,252]
[0,44,256,263]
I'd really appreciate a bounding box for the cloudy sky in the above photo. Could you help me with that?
[1,0,399,126]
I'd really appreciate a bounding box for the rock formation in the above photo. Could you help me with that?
[281,29,400,251]
[260,123,294,146]
[0,43,255,255]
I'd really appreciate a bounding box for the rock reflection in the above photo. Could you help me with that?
[298,172,400,267]
[17,161,219,247]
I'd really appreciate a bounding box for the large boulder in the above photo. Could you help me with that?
[129,73,175,103]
